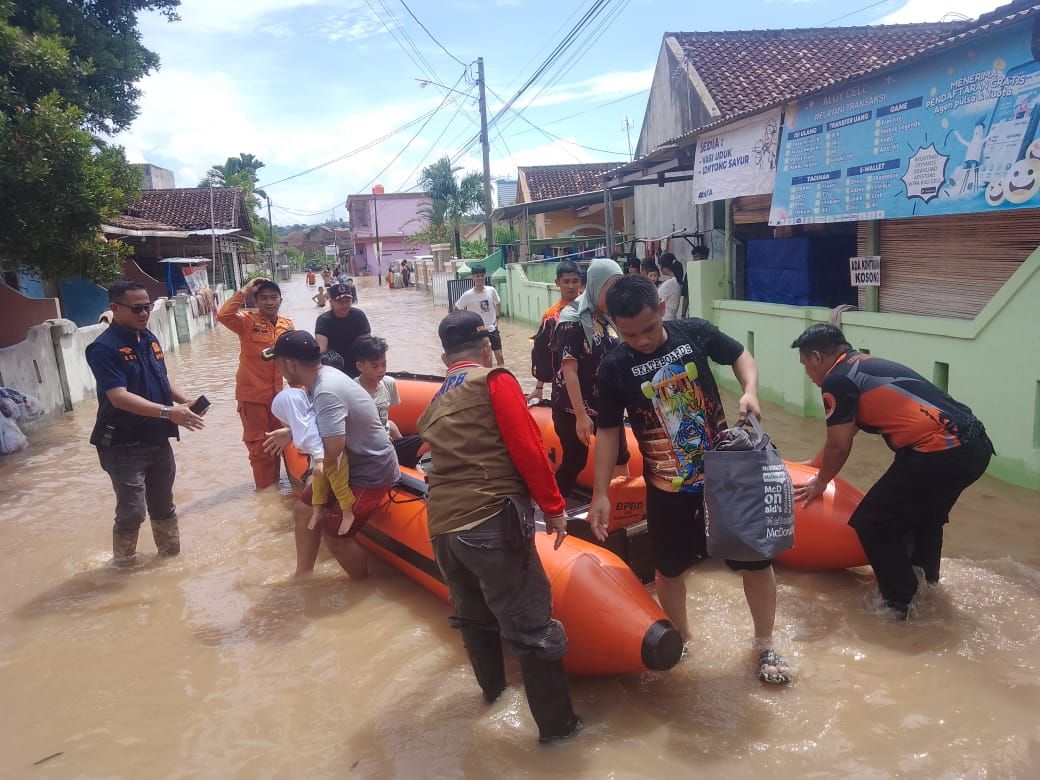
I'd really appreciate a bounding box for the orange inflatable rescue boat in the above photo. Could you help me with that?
[286,374,867,677]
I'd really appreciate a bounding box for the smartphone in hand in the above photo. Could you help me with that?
[189,395,211,416]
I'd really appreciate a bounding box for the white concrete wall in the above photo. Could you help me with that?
[54,320,108,407]
[0,287,233,432]
[0,321,66,416]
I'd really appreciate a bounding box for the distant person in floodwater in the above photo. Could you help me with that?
[453,264,503,366]
[791,324,993,620]
[312,286,328,307]
[86,280,206,565]
[217,277,294,489]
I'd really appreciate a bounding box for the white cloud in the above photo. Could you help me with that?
[881,0,997,23]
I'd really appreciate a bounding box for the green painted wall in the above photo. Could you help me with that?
[505,263,560,326]
[707,247,1040,491]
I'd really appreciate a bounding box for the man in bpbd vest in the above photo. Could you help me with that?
[417,311,581,744]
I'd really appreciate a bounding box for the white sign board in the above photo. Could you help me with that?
[692,108,781,205]
[324,244,339,257]
[849,256,881,287]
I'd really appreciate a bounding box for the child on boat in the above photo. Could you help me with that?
[312,286,329,307]
[269,352,354,532]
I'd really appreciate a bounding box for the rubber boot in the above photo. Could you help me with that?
[112,528,140,567]
[460,627,506,703]
[151,517,181,557]
[518,655,581,743]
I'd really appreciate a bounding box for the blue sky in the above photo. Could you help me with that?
[115,0,999,225]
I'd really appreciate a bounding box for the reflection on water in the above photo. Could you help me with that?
[0,275,1038,777]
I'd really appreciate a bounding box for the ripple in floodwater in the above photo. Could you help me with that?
[0,275,1038,777]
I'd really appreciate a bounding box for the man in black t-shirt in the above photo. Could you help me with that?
[590,275,791,685]
[315,283,371,378]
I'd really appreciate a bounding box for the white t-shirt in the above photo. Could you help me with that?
[659,276,681,321]
[455,286,500,332]
[271,388,323,459]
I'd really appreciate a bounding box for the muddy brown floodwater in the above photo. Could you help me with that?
[1,275,1038,778]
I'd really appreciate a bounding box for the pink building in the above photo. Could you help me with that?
[346,191,431,277]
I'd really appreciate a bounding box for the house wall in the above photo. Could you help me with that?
[0,283,62,349]
[534,205,625,240]
[352,196,430,241]
[633,38,717,264]
[706,246,1040,491]
[59,276,110,327]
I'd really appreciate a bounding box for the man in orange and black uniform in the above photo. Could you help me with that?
[792,324,993,618]
[417,311,581,744]
[218,277,295,489]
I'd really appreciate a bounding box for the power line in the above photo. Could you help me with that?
[397,0,467,66]
[257,107,441,189]
[818,0,893,27]
[393,86,477,190]
[486,85,628,157]
[447,0,616,163]
[356,72,467,194]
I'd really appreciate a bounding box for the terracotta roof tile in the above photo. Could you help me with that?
[671,23,961,118]
[519,163,619,201]
[114,188,253,233]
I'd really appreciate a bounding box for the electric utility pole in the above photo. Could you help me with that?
[477,57,494,254]
[623,117,633,161]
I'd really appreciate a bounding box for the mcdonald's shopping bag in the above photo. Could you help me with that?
[703,419,794,561]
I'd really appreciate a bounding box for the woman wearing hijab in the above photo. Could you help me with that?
[549,258,630,499]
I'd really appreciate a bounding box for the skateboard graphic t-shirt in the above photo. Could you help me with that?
[598,319,744,494]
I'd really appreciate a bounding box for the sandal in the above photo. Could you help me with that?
[757,649,792,685]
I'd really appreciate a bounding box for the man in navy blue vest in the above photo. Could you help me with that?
[86,280,205,565]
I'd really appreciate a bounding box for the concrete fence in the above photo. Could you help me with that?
[0,288,232,426]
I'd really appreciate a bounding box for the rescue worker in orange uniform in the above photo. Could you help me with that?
[218,277,295,489]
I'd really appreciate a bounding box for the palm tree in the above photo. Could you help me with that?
[419,156,484,259]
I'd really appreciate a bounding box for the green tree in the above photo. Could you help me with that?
[0,0,181,283]
[200,153,269,246]
[419,156,483,260]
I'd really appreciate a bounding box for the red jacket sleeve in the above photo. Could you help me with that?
[487,370,566,517]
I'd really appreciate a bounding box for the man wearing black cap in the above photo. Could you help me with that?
[315,283,370,378]
[217,276,294,489]
[791,323,992,618]
[417,310,580,744]
[263,330,399,578]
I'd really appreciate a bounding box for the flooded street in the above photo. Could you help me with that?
[2,275,1038,778]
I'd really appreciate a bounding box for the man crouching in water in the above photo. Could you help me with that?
[417,311,581,743]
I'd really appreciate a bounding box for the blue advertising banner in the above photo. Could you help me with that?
[769,20,1040,225]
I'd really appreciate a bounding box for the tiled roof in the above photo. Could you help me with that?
[108,188,253,233]
[519,163,619,201]
[671,23,961,118]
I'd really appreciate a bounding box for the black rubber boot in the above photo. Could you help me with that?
[460,627,506,703]
[518,655,581,743]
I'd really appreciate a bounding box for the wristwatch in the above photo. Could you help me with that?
[159,405,172,420]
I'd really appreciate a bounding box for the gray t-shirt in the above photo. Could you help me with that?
[361,375,399,434]
[310,367,399,487]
